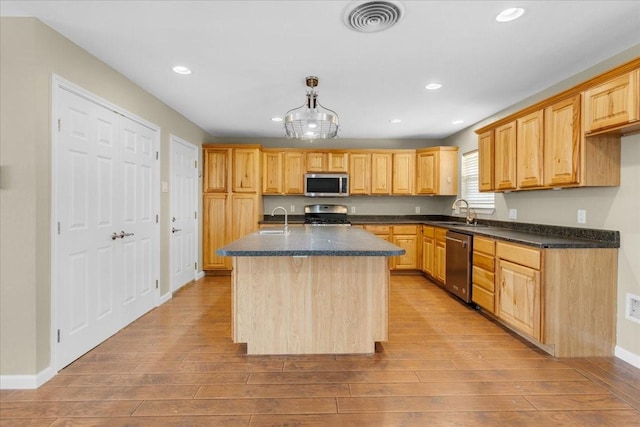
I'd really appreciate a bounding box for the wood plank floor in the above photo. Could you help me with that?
[2,275,639,426]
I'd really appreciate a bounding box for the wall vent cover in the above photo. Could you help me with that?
[342,1,405,33]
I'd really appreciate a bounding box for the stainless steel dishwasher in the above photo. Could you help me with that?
[445,230,473,303]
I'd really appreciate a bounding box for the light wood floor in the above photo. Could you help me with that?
[2,275,639,426]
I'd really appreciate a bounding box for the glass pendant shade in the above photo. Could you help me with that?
[284,76,339,140]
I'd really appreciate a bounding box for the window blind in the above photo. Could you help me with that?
[461,150,495,209]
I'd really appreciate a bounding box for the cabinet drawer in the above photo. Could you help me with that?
[473,252,494,271]
[496,242,541,270]
[474,236,495,256]
[393,225,417,235]
[422,225,434,238]
[434,227,447,241]
[472,285,495,313]
[472,266,495,292]
[365,225,390,234]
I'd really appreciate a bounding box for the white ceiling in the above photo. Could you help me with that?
[2,1,640,140]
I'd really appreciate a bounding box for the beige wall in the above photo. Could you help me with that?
[444,45,640,358]
[0,18,213,376]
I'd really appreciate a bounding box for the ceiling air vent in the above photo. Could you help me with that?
[342,1,405,33]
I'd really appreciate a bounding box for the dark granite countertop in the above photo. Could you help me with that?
[260,215,619,249]
[217,225,406,257]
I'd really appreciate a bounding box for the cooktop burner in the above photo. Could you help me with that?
[304,204,351,226]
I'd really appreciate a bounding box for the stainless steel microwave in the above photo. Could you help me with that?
[304,173,349,197]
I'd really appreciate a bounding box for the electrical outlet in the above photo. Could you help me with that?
[627,294,640,324]
[290,205,295,213]
[577,209,586,224]
[509,208,517,219]
[415,206,420,214]
[351,206,356,214]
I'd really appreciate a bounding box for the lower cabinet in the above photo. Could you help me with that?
[391,225,419,270]
[472,236,496,314]
[434,227,447,284]
[421,225,434,277]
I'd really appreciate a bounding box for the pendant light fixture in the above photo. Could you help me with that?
[284,76,339,140]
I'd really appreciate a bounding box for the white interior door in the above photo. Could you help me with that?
[54,84,159,369]
[170,135,198,292]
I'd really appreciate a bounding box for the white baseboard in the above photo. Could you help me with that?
[615,346,640,369]
[196,270,205,281]
[158,291,172,305]
[0,366,56,390]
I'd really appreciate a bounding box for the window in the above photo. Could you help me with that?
[461,150,495,212]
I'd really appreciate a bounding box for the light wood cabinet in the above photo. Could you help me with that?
[349,153,371,195]
[262,150,283,194]
[232,147,260,193]
[203,194,231,270]
[328,152,349,172]
[496,242,542,341]
[544,95,580,187]
[283,151,306,194]
[371,153,392,195]
[472,236,496,314]
[391,225,419,270]
[392,151,415,195]
[584,70,639,134]
[306,152,326,172]
[203,144,263,272]
[494,121,517,191]
[415,147,458,195]
[421,225,434,277]
[478,131,494,192]
[516,110,544,189]
[203,149,228,193]
[434,227,446,284]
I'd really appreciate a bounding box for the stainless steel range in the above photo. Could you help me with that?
[304,204,351,226]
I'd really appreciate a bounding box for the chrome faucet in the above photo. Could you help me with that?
[451,198,476,225]
[271,206,289,234]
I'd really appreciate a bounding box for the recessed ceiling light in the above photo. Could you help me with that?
[452,120,464,125]
[496,8,525,22]
[425,83,442,90]
[271,117,283,122]
[389,119,402,124]
[172,65,192,75]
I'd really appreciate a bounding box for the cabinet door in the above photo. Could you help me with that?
[392,152,415,194]
[262,151,283,194]
[328,152,349,172]
[496,259,541,340]
[478,131,494,191]
[544,95,580,187]
[203,194,230,270]
[231,194,261,241]
[584,71,639,134]
[422,235,434,275]
[203,149,228,193]
[283,151,305,194]
[434,228,446,283]
[306,152,327,172]
[392,234,418,270]
[233,148,260,193]
[494,121,517,191]
[371,153,392,195]
[416,151,437,194]
[516,110,544,189]
[349,153,371,194]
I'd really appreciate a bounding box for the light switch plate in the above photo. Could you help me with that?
[351,206,356,214]
[290,205,295,213]
[509,208,517,219]
[577,209,586,224]
[415,206,420,214]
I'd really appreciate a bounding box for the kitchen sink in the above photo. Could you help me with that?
[432,221,490,228]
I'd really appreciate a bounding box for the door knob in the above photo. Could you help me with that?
[172,227,182,233]
[111,232,119,240]
[119,231,135,238]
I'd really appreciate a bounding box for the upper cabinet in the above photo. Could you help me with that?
[477,131,494,192]
[283,151,306,194]
[584,70,639,135]
[370,153,392,195]
[306,151,349,172]
[392,151,415,195]
[475,58,638,193]
[203,148,228,193]
[232,147,260,193]
[415,146,458,195]
[494,121,517,191]
[349,153,371,195]
[262,150,283,194]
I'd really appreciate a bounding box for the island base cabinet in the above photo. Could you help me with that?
[232,256,389,355]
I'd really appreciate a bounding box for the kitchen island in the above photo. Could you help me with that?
[216,226,405,355]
